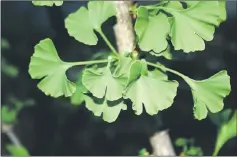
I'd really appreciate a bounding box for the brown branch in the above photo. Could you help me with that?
[113,1,176,156]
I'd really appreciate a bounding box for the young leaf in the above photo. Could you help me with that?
[29,38,76,97]
[32,1,63,6]
[168,1,221,52]
[82,67,127,101]
[70,70,88,106]
[213,110,237,156]
[135,7,170,54]
[84,94,127,123]
[65,1,115,45]
[184,71,231,120]
[6,145,30,156]
[124,61,178,115]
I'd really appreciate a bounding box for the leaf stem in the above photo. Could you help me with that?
[97,28,118,56]
[70,59,110,66]
[146,61,193,84]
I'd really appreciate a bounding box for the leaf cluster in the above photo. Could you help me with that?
[28,1,231,123]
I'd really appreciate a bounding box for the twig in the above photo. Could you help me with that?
[113,1,176,156]
[2,124,22,147]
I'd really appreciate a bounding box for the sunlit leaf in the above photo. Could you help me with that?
[168,1,221,52]
[32,1,63,6]
[184,71,231,120]
[124,61,178,115]
[82,66,127,101]
[29,38,76,97]
[84,94,127,123]
[65,1,115,45]
[135,7,170,54]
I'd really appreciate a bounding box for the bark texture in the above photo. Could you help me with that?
[113,1,135,54]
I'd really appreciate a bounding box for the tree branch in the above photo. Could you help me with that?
[113,1,176,156]
[113,1,135,55]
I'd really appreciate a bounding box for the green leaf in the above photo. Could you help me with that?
[135,7,170,54]
[84,94,127,123]
[124,61,178,115]
[29,38,76,97]
[1,38,10,49]
[175,138,188,147]
[1,106,17,124]
[32,1,63,6]
[70,70,88,106]
[6,145,30,156]
[150,44,173,60]
[168,1,221,52]
[213,110,237,156]
[138,148,150,156]
[82,66,127,101]
[114,56,133,77]
[65,1,116,45]
[184,71,231,120]
[186,146,203,156]
[217,1,227,24]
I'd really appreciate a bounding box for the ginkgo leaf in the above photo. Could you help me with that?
[124,61,178,115]
[185,71,231,120]
[135,7,170,54]
[70,70,88,105]
[82,66,127,101]
[114,56,133,77]
[213,110,237,156]
[217,1,227,24]
[32,1,63,6]
[168,1,221,52]
[84,94,127,123]
[29,38,76,97]
[65,1,115,45]
[150,44,173,60]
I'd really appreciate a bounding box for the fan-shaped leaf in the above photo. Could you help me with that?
[82,66,127,101]
[135,7,170,54]
[124,61,178,115]
[29,38,76,97]
[65,1,115,45]
[185,71,231,120]
[84,94,127,123]
[168,1,221,52]
[32,1,63,6]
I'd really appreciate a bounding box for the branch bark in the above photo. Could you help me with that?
[113,1,135,55]
[113,1,176,156]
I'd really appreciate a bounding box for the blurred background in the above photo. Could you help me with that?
[1,1,237,156]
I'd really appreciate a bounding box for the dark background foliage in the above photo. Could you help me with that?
[1,1,237,156]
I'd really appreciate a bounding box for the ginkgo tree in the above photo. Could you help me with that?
[29,1,231,123]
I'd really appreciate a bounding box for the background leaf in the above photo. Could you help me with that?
[213,110,237,156]
[6,145,30,156]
